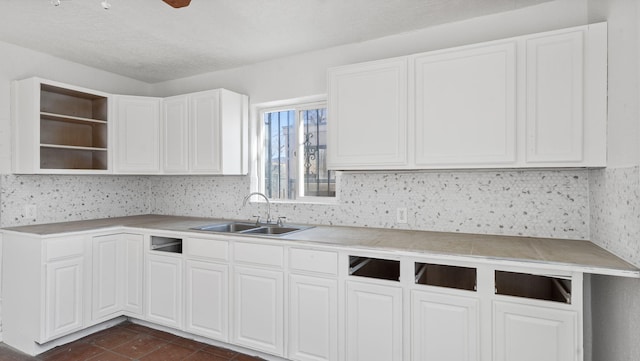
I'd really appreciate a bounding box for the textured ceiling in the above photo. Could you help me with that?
[0,0,551,83]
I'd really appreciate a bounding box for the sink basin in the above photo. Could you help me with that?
[242,226,305,235]
[191,222,259,233]
[191,222,311,237]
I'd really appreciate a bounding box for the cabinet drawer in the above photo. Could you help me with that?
[234,242,283,268]
[45,235,85,261]
[289,248,338,276]
[185,237,228,261]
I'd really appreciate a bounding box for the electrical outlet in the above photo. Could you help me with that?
[25,204,37,219]
[396,207,408,224]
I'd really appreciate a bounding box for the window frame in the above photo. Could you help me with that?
[256,98,336,204]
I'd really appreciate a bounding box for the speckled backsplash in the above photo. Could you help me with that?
[0,174,149,227]
[148,169,590,240]
[0,170,590,239]
[590,166,640,266]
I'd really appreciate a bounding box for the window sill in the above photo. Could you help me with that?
[249,198,338,206]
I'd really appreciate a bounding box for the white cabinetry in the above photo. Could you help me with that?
[162,89,249,175]
[45,254,85,339]
[493,302,577,361]
[115,95,161,173]
[413,42,516,166]
[346,281,403,361]
[146,253,183,328]
[328,58,408,169]
[288,248,339,361]
[184,236,230,341]
[92,233,144,321]
[525,25,606,165]
[11,77,110,174]
[327,23,607,170]
[232,242,285,356]
[92,234,121,321]
[411,290,479,361]
[162,95,189,173]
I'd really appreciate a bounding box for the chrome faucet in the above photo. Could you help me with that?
[243,192,271,224]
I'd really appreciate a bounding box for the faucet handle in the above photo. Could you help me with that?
[252,215,261,225]
[277,216,287,227]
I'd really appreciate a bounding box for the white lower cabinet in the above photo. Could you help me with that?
[233,266,284,356]
[288,274,338,361]
[411,290,479,361]
[146,253,183,328]
[45,256,85,339]
[346,281,403,361]
[92,235,121,321]
[185,260,229,341]
[93,233,144,321]
[493,301,578,361]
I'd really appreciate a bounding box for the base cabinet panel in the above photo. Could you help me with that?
[411,290,479,361]
[493,301,578,361]
[146,254,183,329]
[45,257,84,340]
[92,235,121,321]
[346,281,402,361]
[289,275,338,361]
[233,266,284,356]
[185,260,229,341]
[123,234,144,316]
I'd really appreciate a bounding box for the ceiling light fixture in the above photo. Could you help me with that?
[50,0,111,10]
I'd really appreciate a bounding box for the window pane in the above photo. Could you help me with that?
[264,110,296,199]
[301,108,335,197]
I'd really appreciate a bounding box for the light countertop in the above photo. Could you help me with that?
[3,214,638,277]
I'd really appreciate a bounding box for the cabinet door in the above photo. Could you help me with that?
[328,58,408,169]
[146,254,182,328]
[413,42,516,166]
[92,235,122,321]
[162,95,190,173]
[289,275,338,361]
[346,281,402,361]
[233,266,284,356]
[123,234,144,316]
[190,90,222,173]
[411,290,479,361]
[525,30,584,164]
[115,95,161,173]
[185,260,229,341]
[45,257,84,339]
[493,301,578,361]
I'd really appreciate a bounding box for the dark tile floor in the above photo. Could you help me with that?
[0,322,265,361]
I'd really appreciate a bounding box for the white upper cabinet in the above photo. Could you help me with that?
[162,89,248,175]
[413,42,517,167]
[525,23,606,166]
[11,77,111,174]
[327,23,607,170]
[114,95,161,174]
[162,95,190,173]
[328,58,408,169]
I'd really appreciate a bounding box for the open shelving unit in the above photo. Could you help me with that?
[39,84,109,170]
[12,77,112,173]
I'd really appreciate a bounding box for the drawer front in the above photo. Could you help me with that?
[234,242,284,268]
[289,248,338,276]
[185,237,229,261]
[45,235,86,261]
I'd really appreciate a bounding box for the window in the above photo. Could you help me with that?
[260,102,335,201]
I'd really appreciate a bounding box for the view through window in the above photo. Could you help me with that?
[262,104,335,200]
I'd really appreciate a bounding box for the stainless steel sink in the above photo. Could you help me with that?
[191,222,259,233]
[190,222,312,237]
[242,226,305,235]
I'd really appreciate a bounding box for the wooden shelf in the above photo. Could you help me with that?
[41,112,107,125]
[41,144,107,152]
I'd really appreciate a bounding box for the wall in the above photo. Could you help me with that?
[586,1,640,361]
